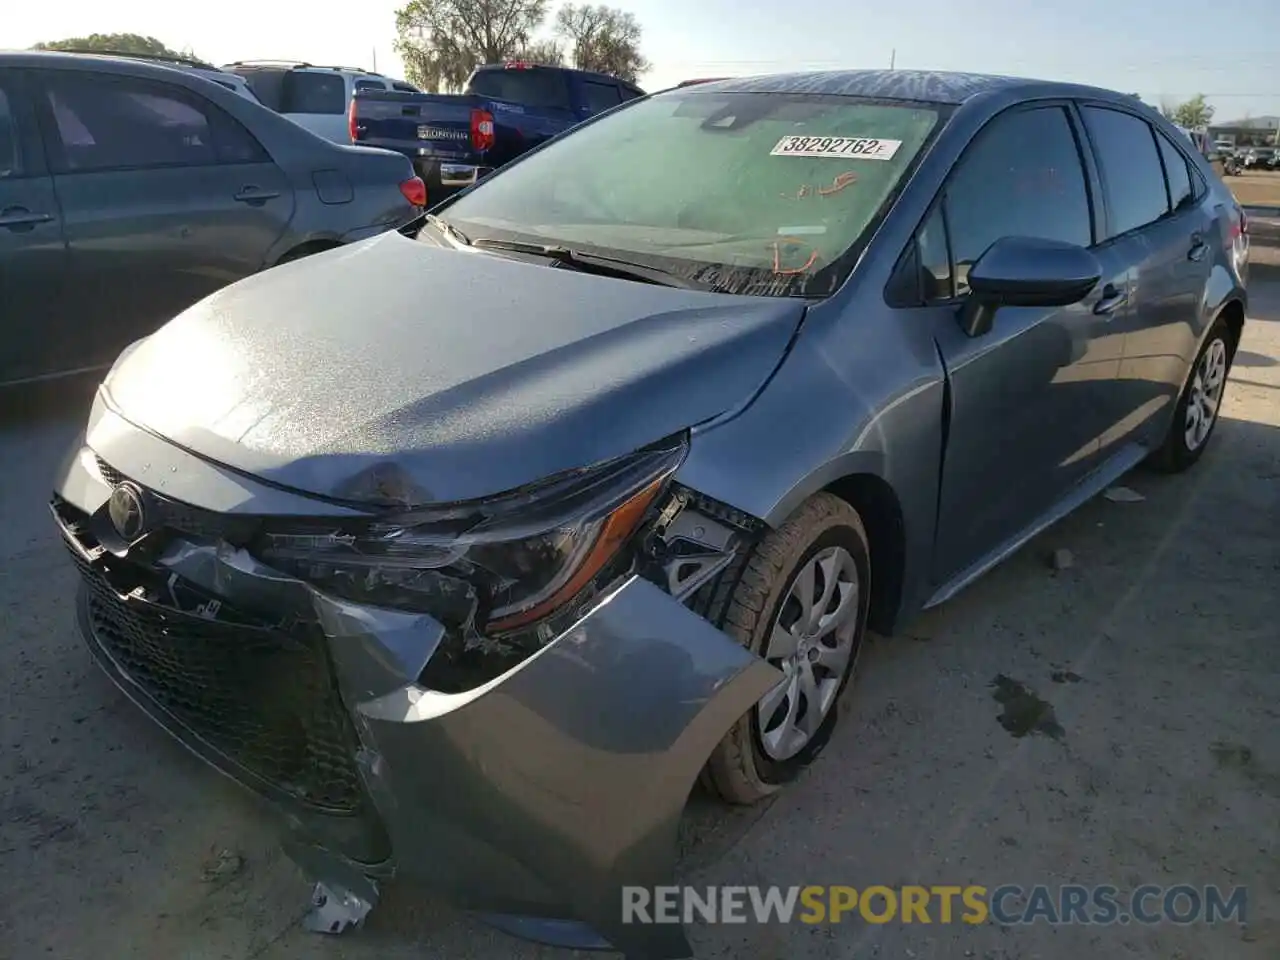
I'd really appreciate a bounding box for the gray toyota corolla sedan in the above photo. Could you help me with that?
[51,70,1248,958]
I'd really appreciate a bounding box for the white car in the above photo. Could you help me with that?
[222,60,420,143]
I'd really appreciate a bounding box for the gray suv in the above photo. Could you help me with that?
[0,51,424,386]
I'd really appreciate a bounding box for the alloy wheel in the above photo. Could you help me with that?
[755,545,861,761]
[1184,337,1228,452]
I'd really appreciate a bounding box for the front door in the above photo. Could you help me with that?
[31,68,294,368]
[0,68,70,384]
[922,103,1125,584]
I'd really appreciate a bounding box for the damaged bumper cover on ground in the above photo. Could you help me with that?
[51,396,780,960]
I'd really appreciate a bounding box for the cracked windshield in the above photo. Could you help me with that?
[3,1,1277,959]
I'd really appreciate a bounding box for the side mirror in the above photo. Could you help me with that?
[959,236,1102,337]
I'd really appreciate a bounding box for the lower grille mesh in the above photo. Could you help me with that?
[63,524,365,815]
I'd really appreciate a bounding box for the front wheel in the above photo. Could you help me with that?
[1148,317,1234,473]
[703,493,871,805]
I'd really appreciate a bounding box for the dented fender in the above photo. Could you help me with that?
[348,576,781,958]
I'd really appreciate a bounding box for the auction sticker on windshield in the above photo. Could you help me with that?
[770,136,902,160]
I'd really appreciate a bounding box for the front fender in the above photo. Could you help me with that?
[347,576,782,958]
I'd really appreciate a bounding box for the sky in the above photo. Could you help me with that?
[7,0,1280,122]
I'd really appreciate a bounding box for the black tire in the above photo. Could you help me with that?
[1147,316,1234,473]
[703,493,871,805]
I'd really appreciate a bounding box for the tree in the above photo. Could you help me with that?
[517,38,566,66]
[33,32,206,63]
[394,0,550,91]
[1170,94,1215,129]
[553,4,648,82]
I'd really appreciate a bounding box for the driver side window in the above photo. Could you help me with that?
[939,106,1093,299]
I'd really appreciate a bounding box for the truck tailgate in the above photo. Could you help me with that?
[355,93,480,159]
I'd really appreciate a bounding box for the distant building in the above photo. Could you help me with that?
[1207,115,1280,147]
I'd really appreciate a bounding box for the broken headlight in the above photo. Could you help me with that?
[254,435,687,645]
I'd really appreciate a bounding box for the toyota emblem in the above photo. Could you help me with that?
[107,482,149,543]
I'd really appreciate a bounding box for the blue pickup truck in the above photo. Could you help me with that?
[348,61,645,199]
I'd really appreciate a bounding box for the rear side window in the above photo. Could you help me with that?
[354,79,385,92]
[581,79,622,115]
[39,72,268,172]
[1155,129,1194,212]
[943,106,1092,297]
[467,68,571,110]
[0,85,21,178]
[392,82,419,93]
[1082,106,1168,239]
[282,72,346,114]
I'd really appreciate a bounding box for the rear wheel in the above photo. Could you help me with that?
[703,493,870,805]
[1148,316,1234,473]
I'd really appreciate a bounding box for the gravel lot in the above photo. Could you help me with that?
[3,262,1278,960]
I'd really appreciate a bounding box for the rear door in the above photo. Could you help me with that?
[0,68,71,384]
[280,70,350,142]
[32,67,294,367]
[915,104,1126,582]
[1077,104,1213,449]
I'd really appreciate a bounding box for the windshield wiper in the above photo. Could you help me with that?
[426,214,472,246]
[471,238,713,291]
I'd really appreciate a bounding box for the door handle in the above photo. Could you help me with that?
[1187,233,1208,261]
[233,186,281,205]
[0,207,55,230]
[1092,283,1128,316]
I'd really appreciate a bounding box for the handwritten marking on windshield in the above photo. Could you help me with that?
[818,171,858,196]
[781,171,859,200]
[771,237,820,276]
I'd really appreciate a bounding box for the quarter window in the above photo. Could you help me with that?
[1155,128,1194,212]
[917,206,952,300]
[944,106,1092,297]
[1082,106,1169,238]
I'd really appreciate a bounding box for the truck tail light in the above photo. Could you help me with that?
[471,108,495,152]
[348,97,359,142]
[399,176,427,208]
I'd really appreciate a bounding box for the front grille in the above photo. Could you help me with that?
[57,500,365,815]
[91,454,260,544]
[95,455,124,486]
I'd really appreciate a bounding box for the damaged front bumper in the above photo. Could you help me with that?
[51,398,780,959]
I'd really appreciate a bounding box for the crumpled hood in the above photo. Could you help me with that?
[104,232,806,505]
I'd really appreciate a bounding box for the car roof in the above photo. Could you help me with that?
[0,49,242,82]
[681,69,1131,106]
[223,60,385,78]
[472,61,642,88]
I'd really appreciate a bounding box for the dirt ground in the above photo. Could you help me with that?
[1226,170,1280,208]
[2,254,1278,960]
